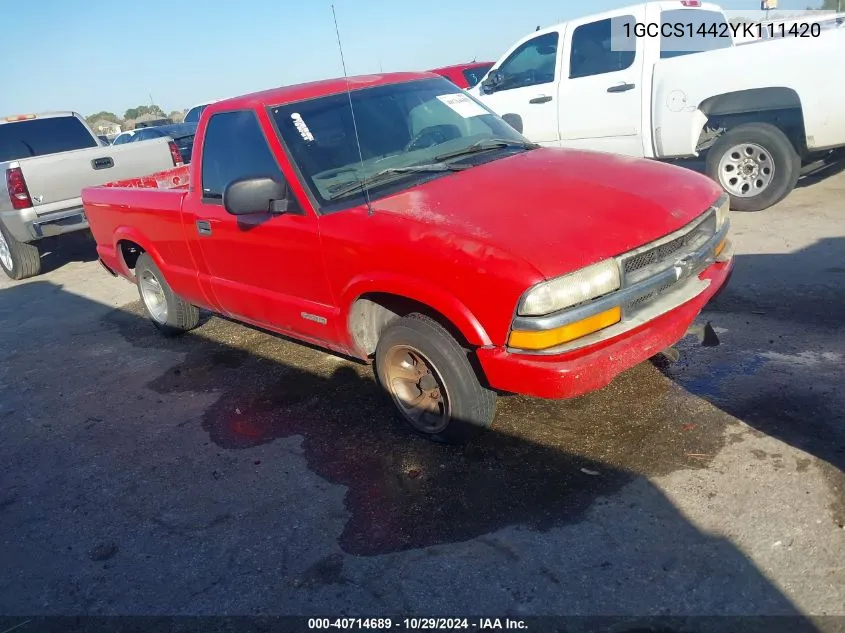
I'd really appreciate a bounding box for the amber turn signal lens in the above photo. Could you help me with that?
[715,238,727,257]
[509,306,622,351]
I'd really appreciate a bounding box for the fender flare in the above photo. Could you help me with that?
[112,227,166,279]
[340,273,492,349]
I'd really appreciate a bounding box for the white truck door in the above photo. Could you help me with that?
[471,31,562,145]
[556,12,646,156]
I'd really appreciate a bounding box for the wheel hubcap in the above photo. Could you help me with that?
[718,143,775,198]
[0,230,13,271]
[383,346,450,434]
[139,269,168,323]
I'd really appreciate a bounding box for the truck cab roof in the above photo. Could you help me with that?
[207,72,440,116]
[526,1,725,41]
[2,111,81,124]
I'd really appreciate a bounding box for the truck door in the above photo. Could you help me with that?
[556,13,646,157]
[182,109,336,343]
[471,31,562,145]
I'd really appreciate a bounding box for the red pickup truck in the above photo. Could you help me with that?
[82,72,733,443]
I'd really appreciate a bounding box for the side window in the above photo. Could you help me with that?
[201,110,282,201]
[569,16,635,79]
[495,32,559,91]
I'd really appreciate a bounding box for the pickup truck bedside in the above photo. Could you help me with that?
[477,259,733,399]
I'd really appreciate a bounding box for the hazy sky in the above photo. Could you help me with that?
[5,0,812,117]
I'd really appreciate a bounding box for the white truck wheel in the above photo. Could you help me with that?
[706,123,800,212]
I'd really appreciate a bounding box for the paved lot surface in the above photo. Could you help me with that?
[0,164,843,627]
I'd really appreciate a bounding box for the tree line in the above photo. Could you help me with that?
[85,104,185,127]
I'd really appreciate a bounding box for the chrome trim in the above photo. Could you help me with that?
[511,219,729,334]
[511,275,712,356]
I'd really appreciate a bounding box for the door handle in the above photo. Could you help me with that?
[91,157,114,170]
[196,219,212,236]
[529,95,553,104]
[607,82,635,93]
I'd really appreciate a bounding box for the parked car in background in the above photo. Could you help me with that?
[0,111,185,280]
[184,100,220,124]
[111,130,138,145]
[429,62,494,89]
[134,118,173,129]
[469,0,845,211]
[82,72,733,443]
[111,123,198,164]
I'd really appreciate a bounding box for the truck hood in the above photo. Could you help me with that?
[373,148,724,279]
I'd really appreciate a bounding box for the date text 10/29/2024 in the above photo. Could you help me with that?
[623,21,824,40]
[308,618,528,630]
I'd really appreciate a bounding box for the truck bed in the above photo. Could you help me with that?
[82,165,192,281]
[652,27,845,157]
[102,164,191,189]
[3,137,180,216]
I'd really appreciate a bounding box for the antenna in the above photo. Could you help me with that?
[331,5,374,216]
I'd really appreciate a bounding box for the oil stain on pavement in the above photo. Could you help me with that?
[107,303,740,556]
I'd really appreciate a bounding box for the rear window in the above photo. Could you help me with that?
[0,116,97,162]
[462,64,493,87]
[660,9,733,59]
[184,106,207,124]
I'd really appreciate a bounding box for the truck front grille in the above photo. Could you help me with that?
[621,210,717,286]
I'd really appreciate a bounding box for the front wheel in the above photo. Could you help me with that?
[705,123,800,212]
[375,314,497,444]
[135,253,199,336]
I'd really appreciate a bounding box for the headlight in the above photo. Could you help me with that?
[518,259,621,316]
[714,193,730,229]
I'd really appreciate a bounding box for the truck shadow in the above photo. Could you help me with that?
[669,151,845,192]
[653,237,845,525]
[0,280,825,622]
[36,230,99,274]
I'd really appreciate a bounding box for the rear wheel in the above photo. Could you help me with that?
[375,314,496,443]
[135,253,199,336]
[706,123,800,212]
[0,223,41,280]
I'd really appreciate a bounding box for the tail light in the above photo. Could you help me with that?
[6,167,32,210]
[168,140,184,166]
[680,0,701,5]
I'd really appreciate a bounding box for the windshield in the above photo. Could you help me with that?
[0,116,97,162]
[270,77,529,208]
[660,9,733,59]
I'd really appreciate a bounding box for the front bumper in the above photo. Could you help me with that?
[477,257,733,400]
[0,206,89,243]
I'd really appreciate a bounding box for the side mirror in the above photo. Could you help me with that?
[481,70,504,94]
[501,113,524,134]
[223,176,292,216]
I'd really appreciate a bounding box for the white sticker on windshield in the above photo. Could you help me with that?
[436,93,488,118]
[291,112,315,142]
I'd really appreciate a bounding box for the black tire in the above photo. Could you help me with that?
[705,123,800,212]
[374,313,496,443]
[0,222,41,280]
[135,252,199,336]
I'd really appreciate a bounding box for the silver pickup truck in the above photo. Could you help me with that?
[0,111,183,280]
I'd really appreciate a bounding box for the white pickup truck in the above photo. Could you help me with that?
[0,112,183,280]
[469,0,845,211]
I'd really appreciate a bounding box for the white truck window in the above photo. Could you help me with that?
[494,32,559,92]
[570,16,636,79]
[659,9,733,58]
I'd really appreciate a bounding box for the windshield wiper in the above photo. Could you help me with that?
[434,138,539,162]
[328,163,468,201]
